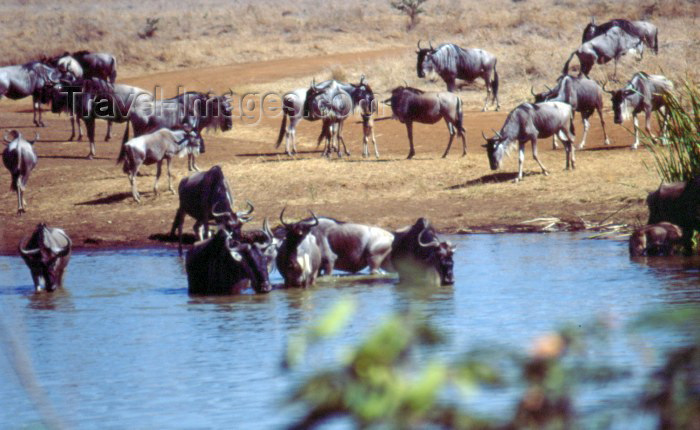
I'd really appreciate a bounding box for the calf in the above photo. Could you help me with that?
[629,222,683,257]
[2,130,38,214]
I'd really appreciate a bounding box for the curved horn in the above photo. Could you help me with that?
[403,79,409,88]
[382,97,392,106]
[481,130,489,140]
[18,237,41,256]
[279,206,290,228]
[418,228,440,248]
[3,131,13,143]
[417,40,423,50]
[211,200,233,219]
[429,40,434,50]
[305,211,319,227]
[530,86,536,96]
[262,217,273,244]
[601,81,613,94]
[544,84,552,92]
[359,74,366,85]
[237,200,254,222]
[492,128,502,138]
[29,132,39,144]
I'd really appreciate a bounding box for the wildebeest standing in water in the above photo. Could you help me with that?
[391,217,455,286]
[19,224,72,292]
[0,61,60,127]
[186,229,272,295]
[2,130,38,214]
[532,74,610,149]
[582,18,659,56]
[629,222,683,257]
[483,102,576,182]
[603,72,673,149]
[416,41,500,111]
[562,26,644,80]
[276,209,323,288]
[387,86,466,159]
[646,177,700,254]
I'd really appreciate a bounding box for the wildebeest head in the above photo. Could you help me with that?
[602,82,634,124]
[629,222,683,257]
[278,208,320,286]
[279,207,319,242]
[415,40,435,78]
[353,76,375,116]
[18,223,72,292]
[417,228,456,285]
[482,130,509,170]
[225,234,272,293]
[211,199,254,236]
[582,17,597,43]
[531,83,557,104]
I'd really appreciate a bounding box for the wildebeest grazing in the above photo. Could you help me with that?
[416,41,500,111]
[276,209,323,288]
[2,130,38,214]
[483,102,575,182]
[532,74,610,149]
[18,223,72,292]
[582,18,659,55]
[186,229,272,295]
[170,165,253,255]
[387,86,466,159]
[0,61,60,127]
[629,222,683,257]
[562,26,644,80]
[646,177,700,254]
[306,216,394,276]
[117,124,202,203]
[391,217,455,286]
[603,72,673,149]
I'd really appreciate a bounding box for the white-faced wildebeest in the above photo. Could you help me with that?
[629,222,683,257]
[582,18,659,56]
[416,41,500,111]
[117,123,202,203]
[0,61,60,127]
[563,26,644,81]
[2,130,38,214]
[532,74,610,149]
[603,72,673,150]
[386,85,466,159]
[276,209,323,288]
[19,223,72,292]
[483,102,575,182]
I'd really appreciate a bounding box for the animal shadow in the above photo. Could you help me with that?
[447,172,535,189]
[75,192,132,205]
[149,232,196,245]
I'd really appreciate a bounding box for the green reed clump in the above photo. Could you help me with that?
[644,80,700,183]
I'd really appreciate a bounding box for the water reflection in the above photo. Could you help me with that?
[0,234,699,429]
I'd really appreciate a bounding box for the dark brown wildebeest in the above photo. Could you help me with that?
[386,85,466,159]
[629,222,683,257]
[276,209,322,288]
[19,224,72,292]
[646,177,700,254]
[391,217,455,286]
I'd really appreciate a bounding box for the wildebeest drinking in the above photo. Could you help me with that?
[18,223,72,292]
[629,222,683,257]
[646,177,700,254]
[391,217,455,286]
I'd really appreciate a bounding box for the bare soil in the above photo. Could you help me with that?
[0,48,662,255]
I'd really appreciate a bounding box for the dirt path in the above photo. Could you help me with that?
[0,48,660,254]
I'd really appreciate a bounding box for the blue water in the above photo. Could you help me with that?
[1,234,698,429]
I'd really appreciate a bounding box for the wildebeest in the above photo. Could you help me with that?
[582,18,659,55]
[186,228,271,295]
[2,130,38,214]
[240,218,280,273]
[0,61,60,127]
[276,209,323,288]
[304,216,394,276]
[416,41,500,111]
[629,222,683,257]
[603,72,673,149]
[387,86,466,159]
[532,74,610,149]
[391,218,455,286]
[170,165,253,255]
[562,26,644,80]
[482,102,575,182]
[117,125,202,203]
[18,223,72,292]
[646,177,700,254]
[302,78,375,158]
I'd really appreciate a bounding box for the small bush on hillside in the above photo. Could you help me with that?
[390,0,429,30]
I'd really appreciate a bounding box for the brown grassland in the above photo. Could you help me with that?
[0,0,698,253]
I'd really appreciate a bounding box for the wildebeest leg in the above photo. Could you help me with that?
[446,77,457,93]
[166,158,175,194]
[551,135,559,150]
[129,172,140,203]
[153,161,162,196]
[16,177,25,215]
[515,143,526,182]
[644,108,657,144]
[631,114,640,149]
[481,74,491,112]
[578,115,591,150]
[562,139,575,170]
[530,139,549,178]
[105,120,112,141]
[442,122,456,158]
[597,106,610,145]
[406,121,416,159]
[32,95,43,127]
[337,121,350,157]
[371,125,379,159]
[86,119,96,159]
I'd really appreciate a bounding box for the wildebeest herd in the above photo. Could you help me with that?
[2,18,695,294]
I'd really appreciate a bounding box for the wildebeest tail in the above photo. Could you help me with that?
[569,108,575,137]
[456,96,465,133]
[109,57,117,84]
[275,112,287,148]
[562,51,576,76]
[653,30,659,54]
[492,60,499,103]
[117,120,129,165]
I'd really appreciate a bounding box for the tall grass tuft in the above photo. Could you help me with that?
[644,80,700,183]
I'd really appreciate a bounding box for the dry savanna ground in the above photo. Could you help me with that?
[0,0,698,253]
